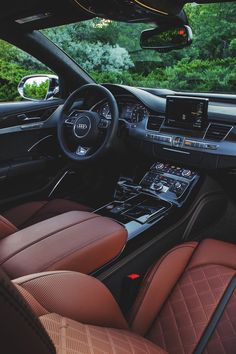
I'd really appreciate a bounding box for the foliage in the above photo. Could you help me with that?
[0,2,235,101]
[92,57,236,92]
[44,23,134,72]
[0,59,29,101]
[24,80,49,100]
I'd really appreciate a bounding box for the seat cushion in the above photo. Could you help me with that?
[15,271,165,353]
[130,239,236,354]
[14,271,129,329]
[40,313,166,354]
[3,199,91,229]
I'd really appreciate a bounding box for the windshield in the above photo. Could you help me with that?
[43,2,236,94]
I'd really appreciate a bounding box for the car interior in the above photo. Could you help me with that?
[0,0,236,353]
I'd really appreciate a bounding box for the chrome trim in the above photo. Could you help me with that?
[203,123,233,141]
[145,115,165,132]
[48,170,71,198]
[75,146,91,156]
[27,135,53,152]
[222,125,234,141]
[163,147,190,155]
[73,116,91,139]
[203,123,211,139]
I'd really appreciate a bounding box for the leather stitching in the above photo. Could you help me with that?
[129,243,198,325]
[0,214,100,265]
[41,227,127,272]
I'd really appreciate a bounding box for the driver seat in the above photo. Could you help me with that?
[1,199,91,235]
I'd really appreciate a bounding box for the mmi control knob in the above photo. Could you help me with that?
[153,182,163,192]
[182,169,191,177]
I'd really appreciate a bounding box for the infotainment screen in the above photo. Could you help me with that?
[165,96,209,130]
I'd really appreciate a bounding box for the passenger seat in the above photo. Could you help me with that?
[1,238,236,353]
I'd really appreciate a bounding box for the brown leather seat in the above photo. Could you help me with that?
[2,198,91,231]
[1,238,236,353]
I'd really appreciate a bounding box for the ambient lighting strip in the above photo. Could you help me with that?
[72,0,97,15]
[133,0,168,15]
[73,0,168,16]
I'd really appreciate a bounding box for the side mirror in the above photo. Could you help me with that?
[140,25,192,52]
[18,74,59,101]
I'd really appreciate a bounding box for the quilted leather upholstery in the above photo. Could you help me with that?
[147,265,235,354]
[204,289,236,353]
[40,313,166,354]
[12,239,236,353]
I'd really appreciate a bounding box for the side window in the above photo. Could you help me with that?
[0,40,59,102]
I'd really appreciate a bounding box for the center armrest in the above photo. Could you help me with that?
[0,211,127,279]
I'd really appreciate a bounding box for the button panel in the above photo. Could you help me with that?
[184,139,218,150]
[140,162,198,200]
[144,132,219,151]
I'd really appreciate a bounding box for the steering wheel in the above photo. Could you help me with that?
[57,84,119,162]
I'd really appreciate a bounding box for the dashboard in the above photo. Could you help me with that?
[91,84,236,170]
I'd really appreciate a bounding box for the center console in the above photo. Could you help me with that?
[95,161,199,240]
[140,162,198,204]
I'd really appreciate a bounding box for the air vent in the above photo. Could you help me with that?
[147,116,164,131]
[204,123,232,141]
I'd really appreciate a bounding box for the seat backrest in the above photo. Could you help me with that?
[0,267,55,354]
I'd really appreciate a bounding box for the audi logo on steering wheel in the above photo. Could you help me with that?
[77,123,88,130]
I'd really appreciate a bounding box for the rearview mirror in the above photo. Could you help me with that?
[18,74,59,101]
[140,25,192,52]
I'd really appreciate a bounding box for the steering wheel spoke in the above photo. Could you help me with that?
[64,116,77,128]
[75,145,91,156]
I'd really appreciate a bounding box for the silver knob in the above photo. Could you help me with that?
[153,182,163,191]
[156,163,164,170]
[182,169,191,177]
[175,182,182,189]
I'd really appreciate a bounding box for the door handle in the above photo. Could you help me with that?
[17,113,41,123]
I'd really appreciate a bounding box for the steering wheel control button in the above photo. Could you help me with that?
[98,118,110,129]
[73,116,91,138]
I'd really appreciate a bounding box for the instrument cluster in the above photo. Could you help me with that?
[93,98,149,123]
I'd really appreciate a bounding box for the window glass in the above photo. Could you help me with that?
[43,2,236,93]
[0,40,53,102]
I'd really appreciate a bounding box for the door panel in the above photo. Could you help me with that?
[0,100,66,209]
